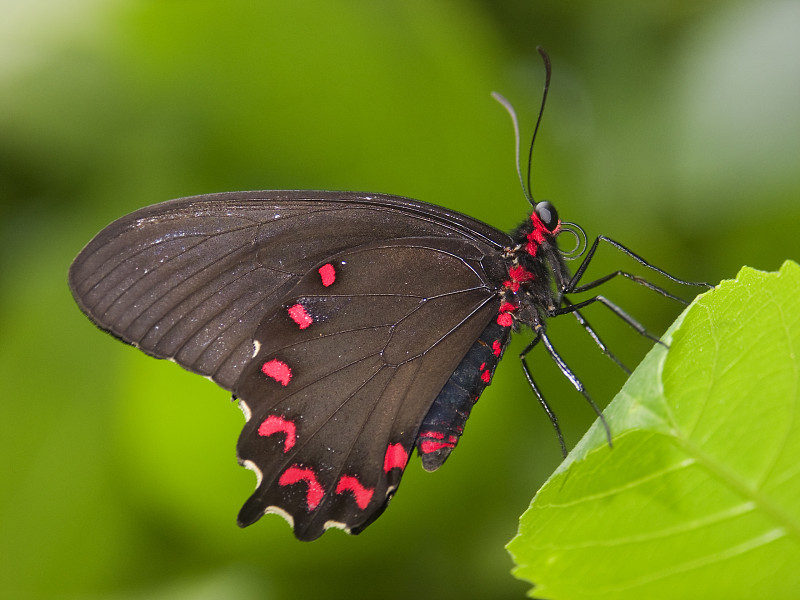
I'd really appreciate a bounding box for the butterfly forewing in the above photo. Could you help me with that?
[68,191,512,390]
[234,237,505,540]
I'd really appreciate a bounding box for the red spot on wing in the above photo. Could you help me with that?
[335,475,374,510]
[318,263,336,287]
[279,465,325,511]
[383,443,409,472]
[287,303,313,329]
[492,340,502,356]
[257,415,297,452]
[262,359,292,386]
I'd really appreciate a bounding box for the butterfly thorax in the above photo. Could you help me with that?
[498,206,571,333]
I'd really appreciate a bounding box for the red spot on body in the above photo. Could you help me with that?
[262,359,292,386]
[504,266,534,292]
[420,439,456,454]
[492,340,502,356]
[526,235,545,256]
[525,213,559,256]
[279,465,325,511]
[318,263,336,287]
[499,302,516,313]
[383,443,409,472]
[418,431,458,454]
[257,415,297,452]
[509,265,534,284]
[497,302,516,327]
[335,475,374,509]
[478,362,491,383]
[287,303,313,329]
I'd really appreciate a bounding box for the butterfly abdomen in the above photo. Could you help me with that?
[416,320,511,471]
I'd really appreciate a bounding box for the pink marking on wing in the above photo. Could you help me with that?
[287,303,313,329]
[492,340,502,356]
[262,359,292,386]
[279,465,325,511]
[383,443,409,472]
[420,439,456,454]
[257,415,297,452]
[318,263,336,287]
[481,370,492,384]
[335,475,374,510]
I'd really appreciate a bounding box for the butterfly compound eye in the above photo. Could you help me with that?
[534,201,559,232]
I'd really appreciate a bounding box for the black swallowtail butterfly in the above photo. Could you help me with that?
[68,52,706,541]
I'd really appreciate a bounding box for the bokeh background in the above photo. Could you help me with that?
[1,1,798,599]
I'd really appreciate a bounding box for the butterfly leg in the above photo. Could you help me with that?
[550,294,664,346]
[552,234,703,346]
[521,325,613,454]
[563,235,713,301]
[562,297,631,374]
[520,330,568,457]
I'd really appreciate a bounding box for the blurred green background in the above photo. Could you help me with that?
[1,1,797,599]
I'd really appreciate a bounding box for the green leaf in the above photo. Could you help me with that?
[508,261,800,599]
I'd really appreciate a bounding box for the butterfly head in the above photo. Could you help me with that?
[533,201,559,233]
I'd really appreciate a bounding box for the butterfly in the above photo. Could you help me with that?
[68,51,707,540]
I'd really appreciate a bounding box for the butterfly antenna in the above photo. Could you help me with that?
[491,91,530,203]
[492,47,553,206]
[527,46,552,204]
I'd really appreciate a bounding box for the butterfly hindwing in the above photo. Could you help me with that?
[234,237,505,540]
